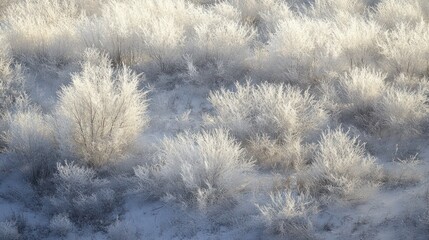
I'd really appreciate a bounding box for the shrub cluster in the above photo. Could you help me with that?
[257,191,316,239]
[297,128,382,199]
[208,82,328,170]
[134,129,254,211]
[47,161,118,227]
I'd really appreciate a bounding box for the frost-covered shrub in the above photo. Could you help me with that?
[80,0,200,69]
[193,0,291,28]
[49,213,74,237]
[378,22,429,76]
[374,0,424,29]
[190,18,255,66]
[48,161,117,226]
[373,86,429,136]
[227,0,292,29]
[247,135,316,170]
[259,1,294,33]
[304,0,370,18]
[187,17,255,81]
[392,73,429,91]
[339,67,386,112]
[298,129,381,199]
[56,50,148,167]
[258,17,334,84]
[230,0,275,24]
[257,191,316,239]
[138,18,186,73]
[333,17,381,69]
[0,58,25,114]
[3,0,83,64]
[3,106,56,184]
[81,0,255,78]
[208,82,328,141]
[82,7,185,69]
[0,40,27,150]
[208,82,327,169]
[4,106,53,158]
[210,2,241,22]
[134,130,254,211]
[79,17,139,66]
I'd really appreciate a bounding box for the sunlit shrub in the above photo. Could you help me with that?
[56,49,148,166]
[258,191,316,239]
[134,129,254,211]
[297,128,381,199]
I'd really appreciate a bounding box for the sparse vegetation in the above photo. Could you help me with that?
[0,0,428,239]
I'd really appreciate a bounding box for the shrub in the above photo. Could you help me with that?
[80,0,200,69]
[374,0,424,29]
[55,49,148,167]
[303,0,370,18]
[298,128,381,199]
[332,17,382,70]
[373,86,429,136]
[257,191,316,239]
[259,1,294,33]
[134,129,254,211]
[81,0,255,78]
[247,134,316,171]
[208,82,328,141]
[0,56,25,150]
[3,106,56,184]
[3,0,83,64]
[138,17,186,73]
[392,73,429,91]
[187,17,256,81]
[0,58,25,114]
[378,22,429,76]
[208,82,327,169]
[339,67,386,113]
[228,0,292,28]
[48,161,117,227]
[191,18,255,65]
[210,2,241,23]
[258,16,334,84]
